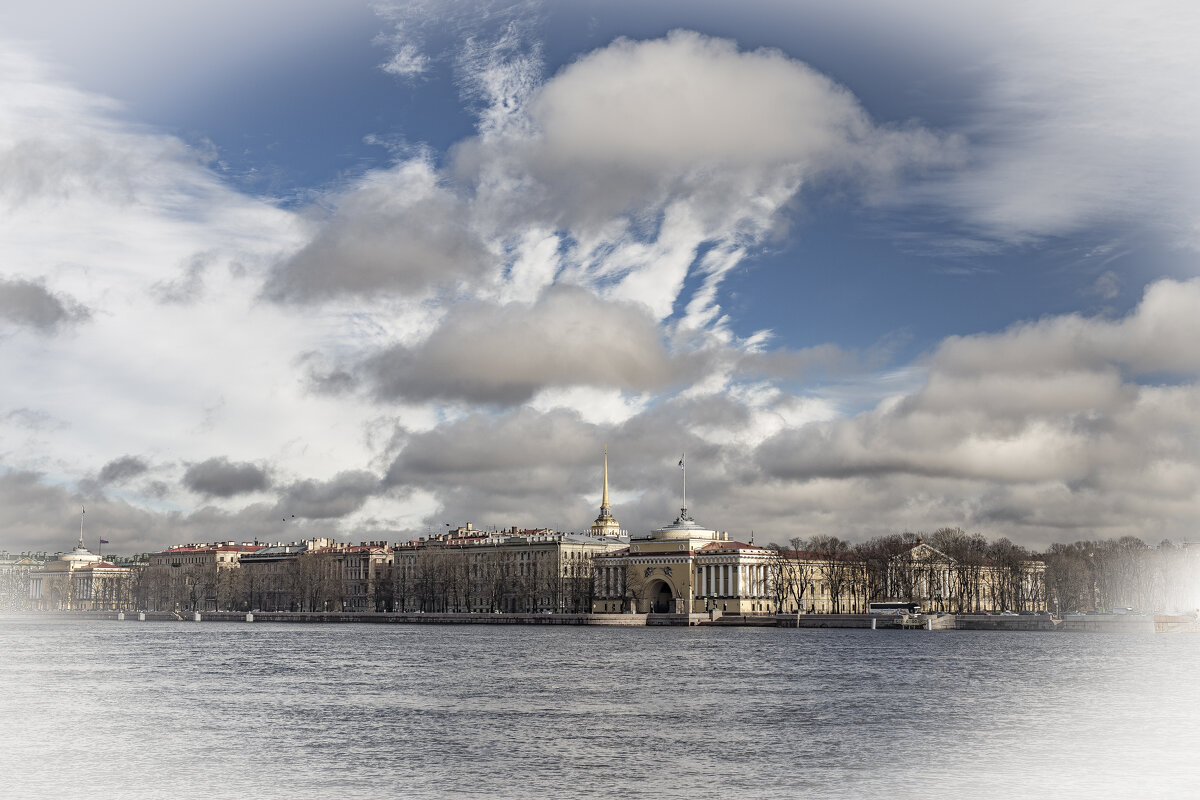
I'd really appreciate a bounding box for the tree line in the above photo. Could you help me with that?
[765,529,1198,615]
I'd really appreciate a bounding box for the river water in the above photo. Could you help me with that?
[1,618,1197,800]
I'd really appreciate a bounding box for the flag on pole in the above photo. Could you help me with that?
[99,539,109,544]
[679,455,685,467]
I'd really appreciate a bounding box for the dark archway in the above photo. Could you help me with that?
[648,579,673,613]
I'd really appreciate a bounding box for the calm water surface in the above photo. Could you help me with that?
[1,618,1198,799]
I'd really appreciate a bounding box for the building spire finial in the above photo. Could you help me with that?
[590,446,621,537]
[601,445,610,511]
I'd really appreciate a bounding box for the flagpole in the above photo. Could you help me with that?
[680,454,686,515]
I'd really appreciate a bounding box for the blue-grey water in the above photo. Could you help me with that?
[2,618,1198,800]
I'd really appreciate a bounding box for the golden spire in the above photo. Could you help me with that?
[591,445,621,537]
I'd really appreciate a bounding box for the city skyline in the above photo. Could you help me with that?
[2,1,1199,555]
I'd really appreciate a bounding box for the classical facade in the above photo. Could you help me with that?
[886,541,1046,613]
[394,527,625,613]
[149,542,262,570]
[589,467,1046,615]
[237,541,316,612]
[0,553,43,611]
[28,525,133,611]
[140,541,264,612]
[393,454,628,613]
[316,541,393,612]
[592,505,780,614]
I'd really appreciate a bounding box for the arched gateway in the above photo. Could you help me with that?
[591,458,775,616]
[647,579,674,613]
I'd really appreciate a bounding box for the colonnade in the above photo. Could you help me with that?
[694,561,769,597]
[594,560,772,601]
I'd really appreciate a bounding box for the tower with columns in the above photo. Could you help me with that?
[589,447,626,539]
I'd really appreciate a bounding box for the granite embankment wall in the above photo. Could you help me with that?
[29,610,653,626]
[771,613,874,629]
[16,610,1197,632]
[954,615,1058,632]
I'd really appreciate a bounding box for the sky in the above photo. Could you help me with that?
[1,0,1198,555]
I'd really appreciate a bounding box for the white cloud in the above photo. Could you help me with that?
[754,278,1200,545]
[0,45,418,547]
[380,43,429,77]
[908,1,1200,248]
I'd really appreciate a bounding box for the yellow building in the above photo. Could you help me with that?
[590,465,1044,616]
[589,447,626,539]
[592,504,781,614]
[394,452,628,613]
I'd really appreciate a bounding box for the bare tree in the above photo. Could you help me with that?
[807,535,855,613]
[766,539,812,616]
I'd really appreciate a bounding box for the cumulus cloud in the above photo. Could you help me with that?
[0,276,89,332]
[264,158,493,303]
[500,30,950,220]
[97,455,149,485]
[933,278,1200,378]
[455,29,958,327]
[380,390,830,537]
[269,30,955,333]
[363,284,701,405]
[753,277,1200,542]
[183,457,271,498]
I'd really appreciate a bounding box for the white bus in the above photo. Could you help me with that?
[868,601,922,615]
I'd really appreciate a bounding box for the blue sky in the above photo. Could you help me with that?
[2,1,1198,553]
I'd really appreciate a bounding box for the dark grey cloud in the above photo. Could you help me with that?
[364,285,701,405]
[183,457,271,498]
[275,470,380,520]
[0,467,383,555]
[0,470,164,554]
[0,277,90,332]
[98,455,149,485]
[263,160,493,303]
